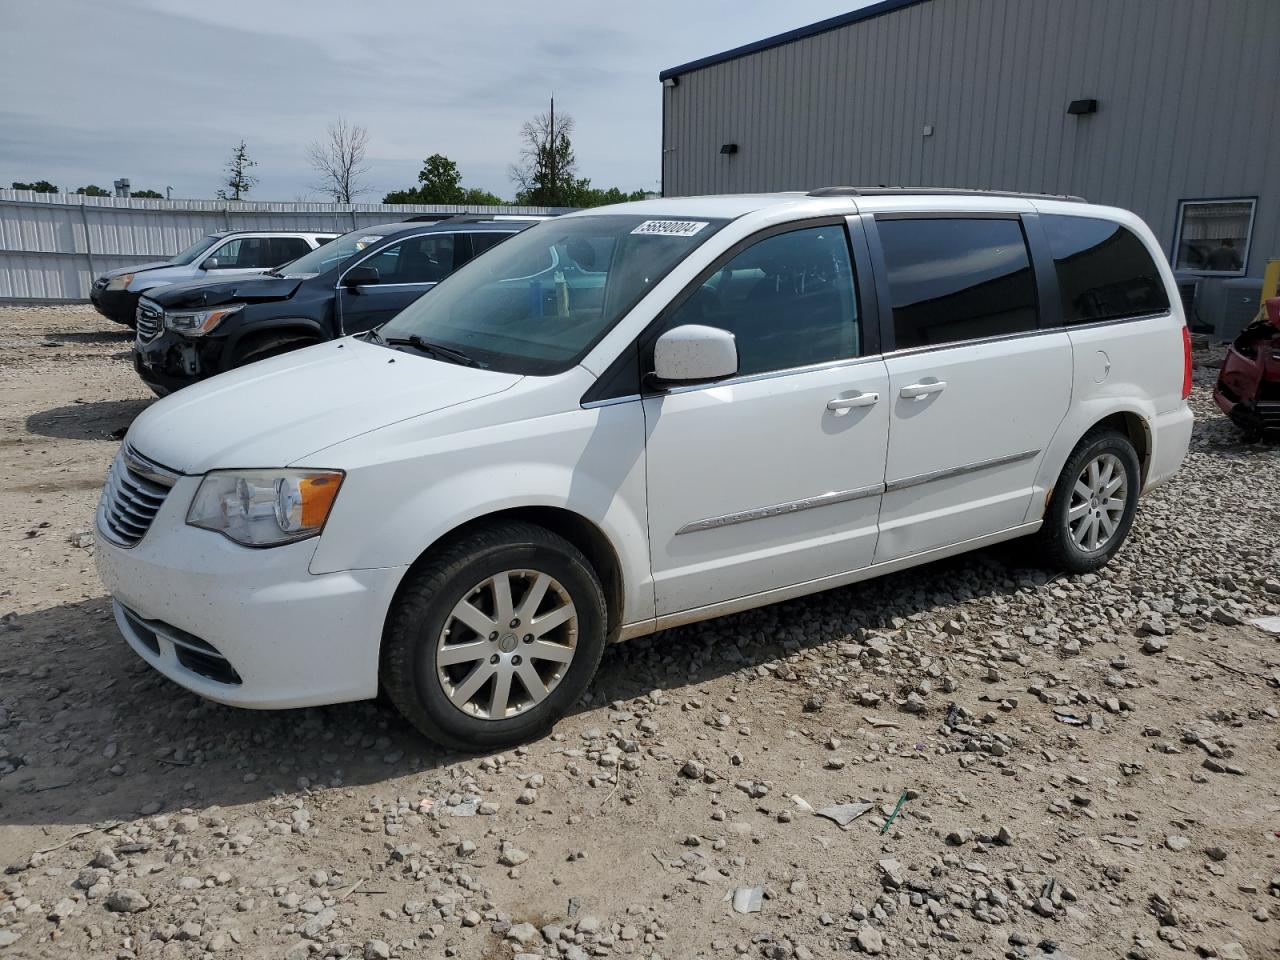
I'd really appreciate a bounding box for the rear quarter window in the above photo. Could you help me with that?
[1042,215,1170,324]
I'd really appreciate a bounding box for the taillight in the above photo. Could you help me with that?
[1181,325,1192,400]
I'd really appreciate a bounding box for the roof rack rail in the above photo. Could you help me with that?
[806,186,1087,202]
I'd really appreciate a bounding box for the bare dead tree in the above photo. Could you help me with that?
[508,99,579,205]
[307,118,370,203]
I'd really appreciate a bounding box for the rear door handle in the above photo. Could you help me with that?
[827,392,880,411]
[900,380,947,400]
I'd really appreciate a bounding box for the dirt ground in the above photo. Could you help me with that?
[0,305,1277,960]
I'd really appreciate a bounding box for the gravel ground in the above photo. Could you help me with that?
[0,304,1278,960]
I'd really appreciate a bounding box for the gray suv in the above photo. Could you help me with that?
[90,230,337,327]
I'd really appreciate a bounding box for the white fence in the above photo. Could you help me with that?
[0,191,556,302]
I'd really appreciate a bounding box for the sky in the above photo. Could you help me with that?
[0,0,870,203]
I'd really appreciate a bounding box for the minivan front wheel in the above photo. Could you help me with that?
[381,521,607,750]
[1038,429,1141,573]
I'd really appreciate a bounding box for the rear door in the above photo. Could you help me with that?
[642,220,890,616]
[869,213,1072,561]
[338,232,459,334]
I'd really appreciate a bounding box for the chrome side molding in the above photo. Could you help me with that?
[884,449,1039,493]
[675,483,885,535]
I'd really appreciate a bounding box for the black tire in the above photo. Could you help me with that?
[380,521,607,751]
[231,335,315,369]
[1036,428,1141,574]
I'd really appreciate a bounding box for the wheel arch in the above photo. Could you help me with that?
[225,319,327,361]
[1088,410,1151,484]
[387,506,626,644]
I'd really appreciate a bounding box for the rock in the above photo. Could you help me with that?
[508,922,539,946]
[301,907,337,939]
[1165,835,1190,852]
[815,802,874,826]
[499,843,530,867]
[856,926,883,954]
[0,931,21,948]
[680,759,706,779]
[731,886,763,914]
[105,889,150,913]
[48,897,77,921]
[1141,636,1169,654]
[363,942,390,960]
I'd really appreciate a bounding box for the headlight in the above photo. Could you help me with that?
[164,303,244,336]
[105,273,135,291]
[186,469,344,547]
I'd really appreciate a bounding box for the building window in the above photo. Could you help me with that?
[1173,198,1255,275]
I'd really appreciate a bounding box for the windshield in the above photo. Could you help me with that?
[274,230,386,277]
[169,236,220,266]
[379,214,727,375]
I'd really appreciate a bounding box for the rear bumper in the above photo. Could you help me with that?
[95,478,406,708]
[1144,402,1193,492]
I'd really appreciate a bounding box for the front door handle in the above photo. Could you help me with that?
[827,392,880,412]
[900,380,947,400]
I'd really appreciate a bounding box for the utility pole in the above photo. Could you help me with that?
[548,95,556,202]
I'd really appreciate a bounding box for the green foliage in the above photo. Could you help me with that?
[382,154,509,206]
[11,180,59,193]
[75,184,111,196]
[131,189,164,199]
[215,140,258,200]
[571,184,650,208]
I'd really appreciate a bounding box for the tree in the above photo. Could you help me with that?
[11,180,58,193]
[307,118,370,203]
[216,140,258,200]
[509,100,580,207]
[382,154,508,205]
[572,184,650,208]
[131,189,164,199]
[75,184,110,196]
[415,154,463,203]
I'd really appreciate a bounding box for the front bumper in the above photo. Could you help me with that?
[95,470,406,709]
[133,329,227,395]
[91,286,141,326]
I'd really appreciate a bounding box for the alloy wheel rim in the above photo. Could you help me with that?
[1067,452,1128,552]
[436,569,578,720]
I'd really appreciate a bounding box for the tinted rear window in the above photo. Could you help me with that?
[878,218,1039,349]
[1042,215,1170,324]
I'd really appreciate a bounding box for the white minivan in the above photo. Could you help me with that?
[95,189,1193,749]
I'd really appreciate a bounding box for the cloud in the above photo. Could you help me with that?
[2,0,867,200]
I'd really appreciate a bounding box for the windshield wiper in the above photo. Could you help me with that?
[382,334,483,368]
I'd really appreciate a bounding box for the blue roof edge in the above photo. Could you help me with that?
[658,0,932,81]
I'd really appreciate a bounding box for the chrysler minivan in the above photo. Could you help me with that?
[95,189,1193,749]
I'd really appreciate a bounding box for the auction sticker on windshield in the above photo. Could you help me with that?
[631,220,709,237]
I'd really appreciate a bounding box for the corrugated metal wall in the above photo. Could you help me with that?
[0,192,554,301]
[662,0,1280,275]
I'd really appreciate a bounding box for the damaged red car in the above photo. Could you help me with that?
[1214,297,1280,438]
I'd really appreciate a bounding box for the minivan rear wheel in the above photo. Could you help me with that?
[1037,429,1141,573]
[380,521,607,751]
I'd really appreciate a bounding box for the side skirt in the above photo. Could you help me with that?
[615,520,1042,640]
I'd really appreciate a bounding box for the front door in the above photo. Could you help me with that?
[871,215,1073,561]
[643,222,890,617]
[338,232,458,334]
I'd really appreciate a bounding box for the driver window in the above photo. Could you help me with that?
[661,225,860,376]
[362,235,455,284]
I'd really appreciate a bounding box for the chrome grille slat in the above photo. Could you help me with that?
[135,298,163,344]
[97,446,178,548]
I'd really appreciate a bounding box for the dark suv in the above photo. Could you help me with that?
[132,218,535,395]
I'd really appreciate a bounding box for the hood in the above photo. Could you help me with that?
[126,338,522,473]
[98,261,172,281]
[143,275,304,308]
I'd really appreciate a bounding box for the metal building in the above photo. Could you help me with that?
[659,0,1280,281]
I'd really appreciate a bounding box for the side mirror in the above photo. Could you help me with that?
[342,265,380,289]
[200,258,219,271]
[651,324,738,386]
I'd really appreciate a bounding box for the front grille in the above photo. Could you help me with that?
[1257,402,1280,428]
[136,298,163,343]
[98,445,178,547]
[119,604,242,685]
